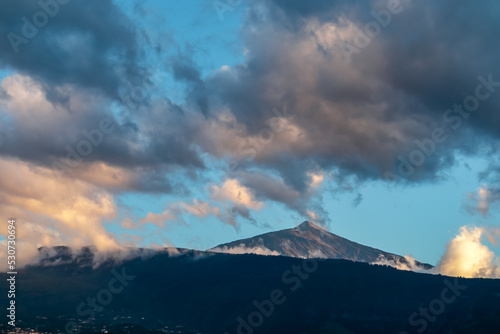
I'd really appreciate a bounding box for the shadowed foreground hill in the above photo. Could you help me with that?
[1,248,500,334]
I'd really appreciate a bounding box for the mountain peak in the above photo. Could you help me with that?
[212,220,433,270]
[298,220,314,227]
[297,220,322,231]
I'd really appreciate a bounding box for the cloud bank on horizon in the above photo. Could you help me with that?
[0,0,500,276]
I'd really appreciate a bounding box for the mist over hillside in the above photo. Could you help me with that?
[212,221,433,270]
[1,245,500,334]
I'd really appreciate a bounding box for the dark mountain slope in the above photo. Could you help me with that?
[212,221,432,269]
[1,248,499,334]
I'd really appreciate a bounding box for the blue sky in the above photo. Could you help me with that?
[107,153,495,265]
[105,0,498,265]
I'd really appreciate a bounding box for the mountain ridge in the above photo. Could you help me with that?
[212,220,433,269]
[32,221,432,271]
[4,249,499,334]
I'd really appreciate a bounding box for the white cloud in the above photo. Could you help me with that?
[435,225,500,278]
[0,157,122,269]
[213,179,264,210]
[211,244,281,256]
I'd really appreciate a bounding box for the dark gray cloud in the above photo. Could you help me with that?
[238,172,303,212]
[352,193,363,208]
[233,171,329,223]
[0,80,204,193]
[2,0,500,223]
[186,0,500,194]
[0,0,150,100]
[223,205,257,228]
[0,1,207,194]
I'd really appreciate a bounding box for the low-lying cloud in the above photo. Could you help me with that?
[372,255,429,273]
[435,225,500,278]
[372,225,500,278]
[210,244,282,256]
[0,157,121,269]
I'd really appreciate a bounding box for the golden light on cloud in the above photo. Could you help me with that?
[436,225,500,278]
[308,172,325,189]
[478,186,489,216]
[136,199,222,229]
[213,179,264,210]
[0,157,122,268]
[306,210,319,222]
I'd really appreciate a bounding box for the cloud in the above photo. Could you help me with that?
[228,171,329,223]
[185,0,500,190]
[135,199,217,229]
[309,172,325,189]
[0,157,122,268]
[222,205,258,228]
[352,193,363,208]
[134,197,256,230]
[137,208,180,229]
[211,244,281,256]
[435,225,500,278]
[372,225,500,278]
[372,254,430,273]
[464,185,500,216]
[306,210,320,222]
[3,0,500,252]
[0,0,148,100]
[0,74,203,194]
[208,170,326,221]
[212,179,264,210]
